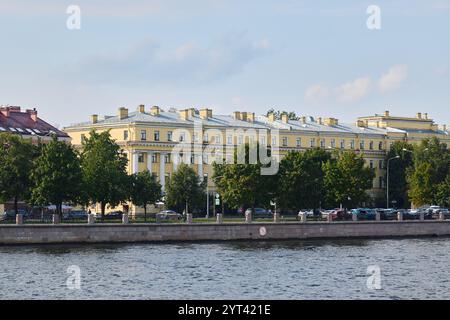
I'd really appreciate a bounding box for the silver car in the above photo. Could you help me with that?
[156,210,183,221]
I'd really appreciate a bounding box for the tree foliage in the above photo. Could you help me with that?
[323,151,375,208]
[81,130,129,216]
[276,149,330,210]
[0,133,36,214]
[165,163,205,214]
[30,136,83,216]
[266,109,299,121]
[130,170,161,220]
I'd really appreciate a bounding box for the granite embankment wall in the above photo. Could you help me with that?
[1,221,450,245]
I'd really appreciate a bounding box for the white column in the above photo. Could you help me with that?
[132,152,139,174]
[173,153,178,172]
[197,154,203,178]
[159,152,166,190]
[147,151,153,173]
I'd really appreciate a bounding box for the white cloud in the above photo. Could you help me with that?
[378,64,408,94]
[304,84,329,104]
[335,77,372,103]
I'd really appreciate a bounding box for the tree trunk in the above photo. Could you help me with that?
[14,196,18,216]
[101,202,106,221]
[185,201,188,218]
[144,204,147,222]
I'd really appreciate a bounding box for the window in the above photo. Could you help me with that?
[369,160,374,169]
[379,160,384,169]
[360,140,365,150]
[272,136,277,146]
[340,139,345,149]
[215,135,221,144]
[282,137,288,147]
[190,154,195,164]
[310,138,315,148]
[260,136,266,145]
[154,131,160,141]
[350,140,355,149]
[193,132,199,142]
[138,154,144,163]
[320,139,325,148]
[369,141,374,150]
[239,135,244,145]
[379,141,383,150]
[227,135,233,145]
[167,131,173,141]
[152,154,157,163]
[140,130,147,141]
[179,132,185,142]
[330,139,336,148]
[204,133,209,143]
[123,130,128,140]
[379,176,384,188]
[296,138,301,148]
[164,154,171,163]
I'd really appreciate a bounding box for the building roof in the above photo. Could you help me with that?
[0,106,69,138]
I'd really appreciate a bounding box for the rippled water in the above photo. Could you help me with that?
[1,238,450,299]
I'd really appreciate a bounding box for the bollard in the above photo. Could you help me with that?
[274,212,280,223]
[245,211,252,223]
[16,214,24,225]
[376,212,381,221]
[186,213,193,224]
[216,213,223,224]
[327,213,333,223]
[352,213,358,222]
[439,212,445,221]
[397,211,403,221]
[419,212,425,221]
[87,214,96,225]
[52,214,60,225]
[300,212,307,223]
[122,213,129,224]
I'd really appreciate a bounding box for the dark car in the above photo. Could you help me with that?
[102,211,123,220]
[331,209,352,221]
[244,208,273,218]
[377,209,398,220]
[156,210,183,221]
[351,208,377,220]
[1,209,29,221]
[64,210,89,220]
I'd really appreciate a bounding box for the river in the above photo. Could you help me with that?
[1,237,449,299]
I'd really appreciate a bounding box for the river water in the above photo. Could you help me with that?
[1,237,449,300]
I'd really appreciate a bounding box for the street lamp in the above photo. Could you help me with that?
[387,155,400,209]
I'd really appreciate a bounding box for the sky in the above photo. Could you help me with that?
[0,0,449,128]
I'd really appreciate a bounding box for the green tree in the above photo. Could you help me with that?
[276,148,331,211]
[213,143,275,213]
[81,130,129,218]
[0,133,36,215]
[130,170,161,221]
[266,109,299,120]
[165,163,205,215]
[407,137,450,206]
[385,141,414,208]
[30,136,83,217]
[323,151,375,208]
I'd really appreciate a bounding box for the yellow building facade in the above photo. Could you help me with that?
[63,106,450,214]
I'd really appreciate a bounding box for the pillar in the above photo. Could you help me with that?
[16,214,23,225]
[327,213,333,222]
[53,214,60,225]
[186,213,193,224]
[122,213,129,224]
[397,211,403,221]
[352,213,358,221]
[274,212,280,223]
[87,214,95,224]
[197,154,203,178]
[419,212,425,221]
[439,212,445,221]
[132,152,139,174]
[216,213,223,224]
[159,152,166,190]
[245,211,252,223]
[376,211,381,221]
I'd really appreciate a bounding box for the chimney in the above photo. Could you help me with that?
[138,104,145,113]
[241,112,248,121]
[268,112,276,122]
[0,107,10,117]
[118,107,128,120]
[324,118,338,126]
[443,124,447,132]
[26,109,38,122]
[416,112,422,119]
[281,114,289,123]
[247,112,255,122]
[200,108,213,120]
[179,109,192,120]
[233,111,241,120]
[301,116,306,124]
[384,110,390,117]
[317,117,323,125]
[91,114,98,124]
[424,113,428,120]
[151,106,160,116]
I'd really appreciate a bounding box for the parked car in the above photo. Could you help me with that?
[432,208,450,219]
[102,211,123,220]
[1,209,29,221]
[351,208,377,220]
[376,208,398,220]
[156,210,183,221]
[330,209,352,221]
[244,208,272,217]
[64,210,88,220]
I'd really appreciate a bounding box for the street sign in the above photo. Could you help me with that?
[215,199,220,205]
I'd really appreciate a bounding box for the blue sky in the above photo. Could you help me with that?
[0,0,449,128]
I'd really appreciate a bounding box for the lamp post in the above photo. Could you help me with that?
[387,155,400,209]
[204,174,209,219]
